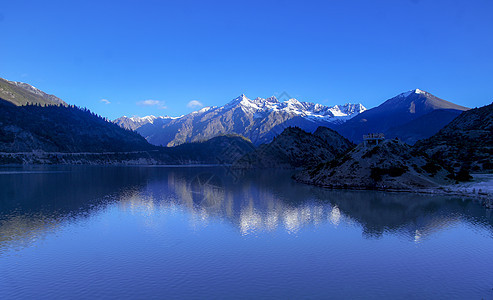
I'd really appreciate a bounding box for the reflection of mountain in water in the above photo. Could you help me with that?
[0,167,492,252]
[117,168,493,239]
[0,166,151,252]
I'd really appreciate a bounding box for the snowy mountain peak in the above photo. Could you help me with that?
[233,95,365,120]
[398,89,428,98]
[227,94,250,105]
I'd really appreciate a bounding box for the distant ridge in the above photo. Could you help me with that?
[0,77,67,106]
[114,115,179,131]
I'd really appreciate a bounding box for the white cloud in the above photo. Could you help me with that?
[187,100,203,108]
[100,99,111,104]
[137,99,167,109]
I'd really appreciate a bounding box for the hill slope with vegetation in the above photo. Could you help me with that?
[0,100,153,153]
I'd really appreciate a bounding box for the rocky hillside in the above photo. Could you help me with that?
[415,102,493,172]
[295,139,455,190]
[0,77,67,106]
[233,126,354,168]
[115,94,365,146]
[336,89,469,144]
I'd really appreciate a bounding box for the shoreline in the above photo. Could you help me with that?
[295,173,493,208]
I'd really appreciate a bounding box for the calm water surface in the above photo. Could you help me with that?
[0,166,492,299]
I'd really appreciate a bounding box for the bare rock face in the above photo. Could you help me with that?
[295,139,455,190]
[415,102,493,172]
[232,126,354,169]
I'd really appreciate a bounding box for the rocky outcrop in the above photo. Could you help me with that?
[294,139,455,190]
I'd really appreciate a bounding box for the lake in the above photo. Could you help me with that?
[0,166,492,299]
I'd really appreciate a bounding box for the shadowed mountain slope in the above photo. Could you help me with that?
[233,126,354,168]
[336,89,468,143]
[163,135,255,164]
[386,109,464,145]
[415,102,493,172]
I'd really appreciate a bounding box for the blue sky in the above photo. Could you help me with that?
[1,0,492,119]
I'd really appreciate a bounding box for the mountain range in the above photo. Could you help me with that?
[115,94,366,146]
[116,89,469,147]
[2,76,490,176]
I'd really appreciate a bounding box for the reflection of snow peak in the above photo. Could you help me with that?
[237,203,332,235]
[330,206,341,226]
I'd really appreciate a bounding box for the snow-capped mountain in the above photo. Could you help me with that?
[336,89,469,144]
[114,94,366,146]
[227,95,365,122]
